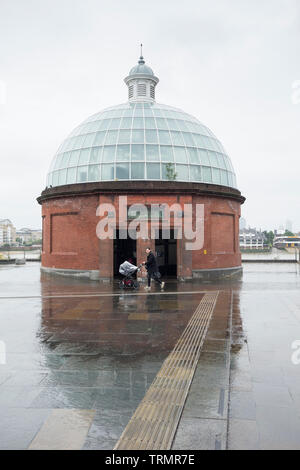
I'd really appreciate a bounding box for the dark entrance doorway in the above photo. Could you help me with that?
[113,230,137,278]
[155,229,177,277]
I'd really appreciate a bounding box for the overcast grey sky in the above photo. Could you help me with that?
[0,0,299,231]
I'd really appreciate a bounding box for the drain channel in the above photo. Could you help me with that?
[114,291,219,450]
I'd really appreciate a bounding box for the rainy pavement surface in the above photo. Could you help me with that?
[0,262,300,450]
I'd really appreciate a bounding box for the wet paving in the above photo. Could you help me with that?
[228,265,300,450]
[0,262,300,449]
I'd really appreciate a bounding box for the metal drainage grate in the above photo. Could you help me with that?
[114,291,219,450]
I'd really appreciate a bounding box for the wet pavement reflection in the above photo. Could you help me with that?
[0,262,300,449]
[0,264,205,449]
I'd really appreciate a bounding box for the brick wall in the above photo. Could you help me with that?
[41,191,242,277]
[42,195,99,270]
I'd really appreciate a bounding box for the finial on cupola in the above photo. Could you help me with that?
[139,43,145,64]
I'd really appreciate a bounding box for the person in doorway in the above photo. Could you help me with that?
[143,247,165,291]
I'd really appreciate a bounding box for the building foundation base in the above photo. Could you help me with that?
[40,265,243,282]
[192,266,243,281]
[40,266,100,281]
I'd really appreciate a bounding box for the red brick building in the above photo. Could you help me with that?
[37,54,245,281]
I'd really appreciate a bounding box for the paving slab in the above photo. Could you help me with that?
[29,409,95,450]
[0,408,50,450]
[172,418,227,450]
[227,419,259,450]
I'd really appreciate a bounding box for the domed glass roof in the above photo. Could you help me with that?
[47,101,237,189]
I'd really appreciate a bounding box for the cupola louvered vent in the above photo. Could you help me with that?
[137,83,147,96]
[129,85,134,99]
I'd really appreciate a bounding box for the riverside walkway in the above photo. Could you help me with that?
[0,262,300,450]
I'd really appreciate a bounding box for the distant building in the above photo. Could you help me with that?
[16,228,42,244]
[239,228,268,250]
[273,235,300,248]
[277,225,285,235]
[239,217,246,230]
[285,219,293,233]
[0,219,16,246]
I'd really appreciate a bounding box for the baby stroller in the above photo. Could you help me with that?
[119,261,142,289]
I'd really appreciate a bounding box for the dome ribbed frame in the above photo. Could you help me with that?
[47,102,237,189]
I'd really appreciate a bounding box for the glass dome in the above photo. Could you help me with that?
[47,101,237,189]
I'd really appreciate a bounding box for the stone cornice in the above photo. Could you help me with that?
[37,181,246,205]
